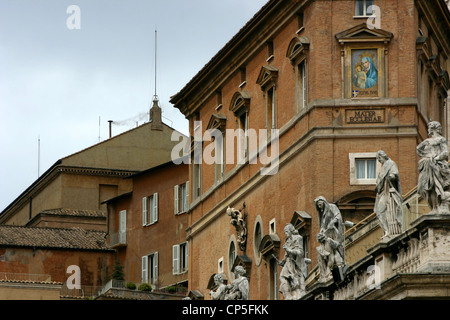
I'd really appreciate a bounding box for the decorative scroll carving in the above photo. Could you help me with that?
[226,204,248,252]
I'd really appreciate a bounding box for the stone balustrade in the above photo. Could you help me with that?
[304,213,450,300]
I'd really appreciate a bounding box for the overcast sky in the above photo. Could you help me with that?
[0,0,268,212]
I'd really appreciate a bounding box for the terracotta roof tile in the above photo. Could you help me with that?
[0,225,111,251]
[40,208,106,218]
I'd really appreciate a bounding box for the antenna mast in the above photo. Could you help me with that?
[37,135,40,177]
[154,28,158,99]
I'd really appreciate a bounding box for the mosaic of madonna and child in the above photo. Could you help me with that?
[351,49,379,98]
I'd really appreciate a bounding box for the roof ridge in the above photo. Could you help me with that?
[0,224,106,234]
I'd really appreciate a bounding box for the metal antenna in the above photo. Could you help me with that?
[154,28,158,99]
[37,135,40,177]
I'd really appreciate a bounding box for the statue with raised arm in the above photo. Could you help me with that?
[315,196,345,282]
[224,265,249,300]
[417,121,450,214]
[374,150,403,238]
[273,223,309,300]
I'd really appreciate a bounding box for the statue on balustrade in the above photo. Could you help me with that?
[417,121,450,214]
[209,273,227,300]
[273,223,309,300]
[374,150,403,238]
[314,196,345,282]
[224,265,249,300]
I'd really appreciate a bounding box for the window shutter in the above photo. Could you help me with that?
[142,197,148,226]
[119,210,126,233]
[153,193,158,223]
[153,252,158,283]
[173,244,180,275]
[142,256,148,283]
[174,185,179,215]
[184,242,189,271]
[184,181,189,211]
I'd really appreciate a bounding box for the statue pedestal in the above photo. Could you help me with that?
[410,213,450,273]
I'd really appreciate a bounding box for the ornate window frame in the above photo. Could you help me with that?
[230,91,251,163]
[257,66,278,130]
[206,113,227,182]
[349,152,381,185]
[335,23,393,99]
[286,36,310,112]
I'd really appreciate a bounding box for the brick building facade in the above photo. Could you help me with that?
[171,0,450,299]
[104,158,189,293]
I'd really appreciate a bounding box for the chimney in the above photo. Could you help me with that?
[108,120,113,138]
[150,95,163,131]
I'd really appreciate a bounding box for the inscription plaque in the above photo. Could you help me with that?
[345,109,385,124]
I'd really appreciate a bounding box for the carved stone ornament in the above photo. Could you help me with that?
[226,204,248,252]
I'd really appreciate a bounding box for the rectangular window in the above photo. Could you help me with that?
[267,87,276,130]
[349,153,379,185]
[355,158,376,180]
[239,67,246,87]
[214,135,225,182]
[238,112,248,161]
[174,182,189,214]
[216,90,222,108]
[267,41,274,61]
[218,257,224,273]
[142,193,158,226]
[355,0,374,17]
[298,60,307,110]
[269,218,276,234]
[173,242,188,274]
[142,252,158,284]
[193,163,201,199]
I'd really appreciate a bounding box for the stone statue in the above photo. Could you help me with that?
[224,265,249,300]
[315,196,345,282]
[417,121,450,214]
[209,273,227,300]
[226,206,248,251]
[273,223,308,300]
[374,150,403,238]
